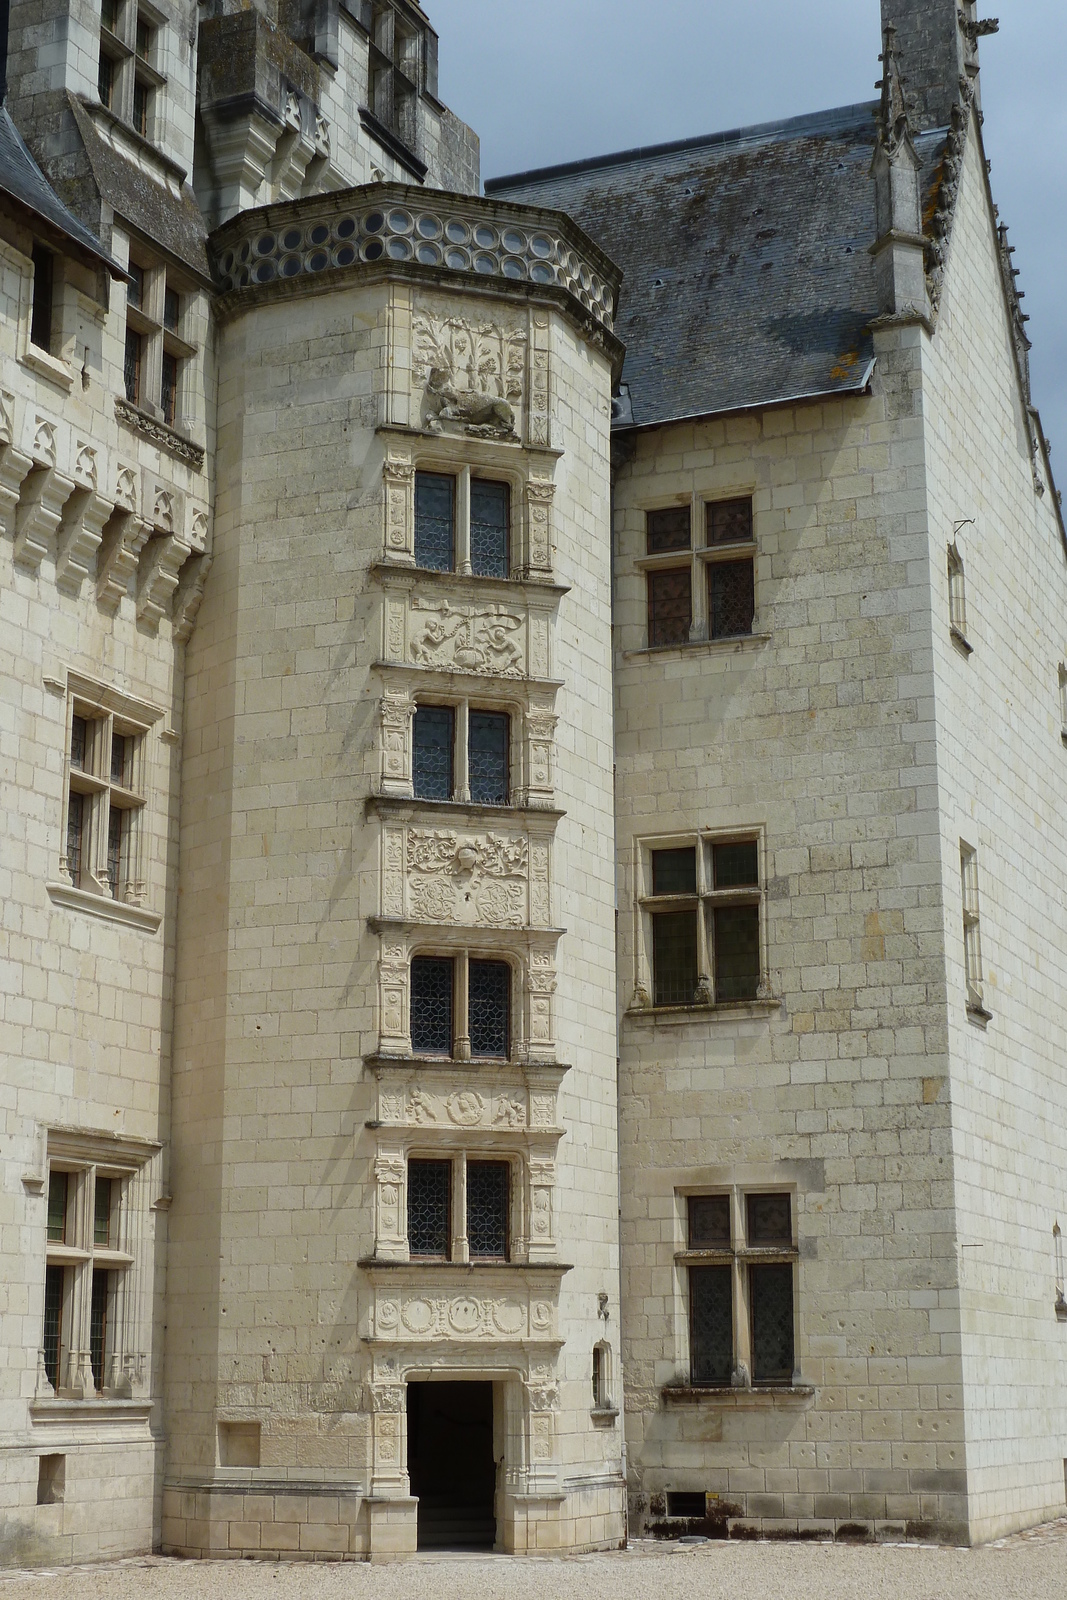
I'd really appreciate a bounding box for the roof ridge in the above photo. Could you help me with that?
[485,100,882,193]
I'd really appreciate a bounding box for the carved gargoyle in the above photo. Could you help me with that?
[424,367,517,439]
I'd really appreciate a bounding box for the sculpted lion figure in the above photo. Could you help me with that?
[424,366,516,436]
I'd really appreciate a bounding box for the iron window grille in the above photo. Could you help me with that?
[681,1189,798,1389]
[639,497,757,648]
[414,468,513,577]
[638,835,765,1009]
[409,953,512,1061]
[62,696,148,904]
[405,1155,514,1264]
[412,701,510,807]
[41,1156,138,1398]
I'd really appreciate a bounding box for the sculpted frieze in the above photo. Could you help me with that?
[371,1288,557,1344]
[382,824,548,930]
[412,311,527,442]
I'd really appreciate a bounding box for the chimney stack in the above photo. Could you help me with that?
[879,0,998,131]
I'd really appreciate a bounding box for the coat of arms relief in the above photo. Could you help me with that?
[412,311,527,441]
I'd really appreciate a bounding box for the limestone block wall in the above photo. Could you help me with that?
[613,333,969,1541]
[166,240,622,1558]
[0,197,208,1561]
[920,122,1067,1541]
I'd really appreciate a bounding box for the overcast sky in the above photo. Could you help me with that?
[434,0,1067,468]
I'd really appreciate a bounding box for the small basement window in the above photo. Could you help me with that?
[666,1491,706,1518]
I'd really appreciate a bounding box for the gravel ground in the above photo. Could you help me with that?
[3,1522,1067,1600]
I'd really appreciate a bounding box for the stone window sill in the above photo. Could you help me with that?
[371,561,568,599]
[625,998,779,1025]
[30,1397,153,1423]
[950,625,974,656]
[47,881,162,932]
[590,1406,619,1426]
[359,1255,571,1273]
[966,996,992,1027]
[367,795,565,825]
[662,1384,814,1409]
[20,344,74,392]
[623,634,770,661]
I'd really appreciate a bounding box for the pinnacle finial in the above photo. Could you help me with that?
[877,23,914,153]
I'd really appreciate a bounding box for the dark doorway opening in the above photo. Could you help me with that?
[407,1380,496,1549]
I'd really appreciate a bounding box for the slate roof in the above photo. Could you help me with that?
[487,104,948,430]
[0,103,123,274]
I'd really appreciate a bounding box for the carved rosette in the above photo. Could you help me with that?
[368,1286,559,1344]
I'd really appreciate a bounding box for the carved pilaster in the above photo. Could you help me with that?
[526,949,558,1062]
[382,455,416,566]
[380,689,417,796]
[524,1376,561,1496]
[523,478,555,579]
[368,1381,409,1498]
[379,941,412,1057]
[374,1150,408,1261]
[527,311,551,450]
[527,1156,557,1265]
[524,708,558,809]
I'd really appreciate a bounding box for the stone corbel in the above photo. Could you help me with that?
[0,440,34,542]
[271,92,317,201]
[97,510,150,609]
[380,689,417,797]
[55,486,113,594]
[137,531,192,627]
[200,106,281,223]
[382,455,416,565]
[172,549,214,643]
[13,464,75,573]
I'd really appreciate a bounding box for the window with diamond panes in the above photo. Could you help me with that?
[470,479,510,578]
[468,712,509,806]
[467,1161,509,1259]
[647,567,692,648]
[410,956,454,1054]
[746,1192,791,1247]
[123,327,142,406]
[413,705,454,801]
[706,498,753,546]
[43,1265,65,1392]
[407,1159,451,1258]
[647,506,692,554]
[709,840,761,1002]
[688,1193,730,1248]
[690,1265,733,1386]
[650,847,698,1006]
[94,1178,113,1247]
[708,558,755,639]
[415,472,455,571]
[749,1264,794,1383]
[89,1270,111,1391]
[468,959,510,1058]
[65,793,85,888]
[65,700,147,903]
[47,1170,69,1243]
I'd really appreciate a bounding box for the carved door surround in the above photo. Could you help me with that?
[370,926,560,1064]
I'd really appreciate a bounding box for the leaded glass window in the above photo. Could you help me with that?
[70,716,88,771]
[712,840,758,889]
[89,1269,110,1391]
[123,327,142,406]
[415,472,455,571]
[43,1266,64,1391]
[467,1161,509,1258]
[107,807,127,898]
[709,558,755,639]
[652,910,697,1006]
[95,1177,113,1247]
[65,793,84,886]
[469,960,509,1058]
[746,1192,791,1246]
[688,1193,730,1249]
[468,712,509,806]
[413,706,454,801]
[647,568,691,647]
[712,903,760,1002]
[410,956,453,1055]
[407,1159,451,1258]
[47,1171,68,1243]
[470,479,509,578]
[749,1264,794,1383]
[652,847,696,896]
[706,498,753,546]
[160,350,178,426]
[647,506,691,553]
[689,1265,732,1386]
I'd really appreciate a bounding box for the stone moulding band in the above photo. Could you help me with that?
[209,183,620,335]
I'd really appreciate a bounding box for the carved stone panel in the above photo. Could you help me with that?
[382,825,550,930]
[412,309,527,442]
[381,590,554,683]
[370,1285,558,1344]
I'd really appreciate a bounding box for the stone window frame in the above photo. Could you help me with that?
[633,494,760,650]
[97,0,168,143]
[33,1129,160,1405]
[123,247,198,432]
[0,234,75,392]
[960,839,991,1023]
[381,448,556,583]
[947,541,973,654]
[377,931,558,1065]
[407,945,517,1064]
[627,827,772,1016]
[48,672,165,931]
[412,697,512,807]
[372,1139,555,1267]
[675,1184,800,1391]
[1058,662,1067,746]
[379,684,557,811]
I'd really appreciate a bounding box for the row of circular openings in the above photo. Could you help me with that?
[240,242,564,286]
[222,212,561,272]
